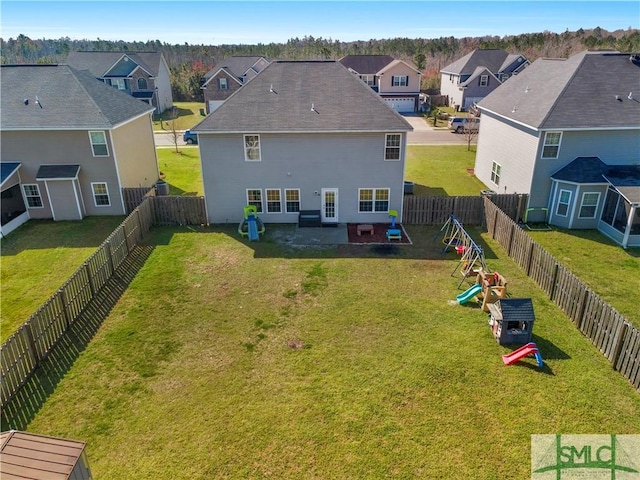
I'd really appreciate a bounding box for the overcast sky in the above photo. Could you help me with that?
[1,1,638,45]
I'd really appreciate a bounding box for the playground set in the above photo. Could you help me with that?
[438,214,543,368]
[386,210,402,241]
[238,205,265,241]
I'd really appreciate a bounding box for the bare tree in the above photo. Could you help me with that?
[166,107,181,154]
[463,123,479,151]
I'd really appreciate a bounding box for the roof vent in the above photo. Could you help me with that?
[615,95,622,101]
[269,84,277,94]
[630,54,640,66]
[311,103,319,114]
[35,95,43,108]
[511,106,517,113]
[628,92,634,100]
[23,99,28,105]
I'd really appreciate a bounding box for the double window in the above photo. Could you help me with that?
[542,132,562,159]
[360,75,375,86]
[110,78,126,90]
[244,135,261,161]
[89,131,109,157]
[22,184,43,208]
[359,188,389,213]
[92,182,110,207]
[578,192,600,219]
[491,161,501,185]
[385,134,401,161]
[391,76,408,87]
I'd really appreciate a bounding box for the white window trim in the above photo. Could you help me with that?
[111,78,126,90]
[22,184,44,209]
[91,182,111,207]
[246,188,263,213]
[243,134,261,162]
[265,188,282,214]
[578,191,601,219]
[480,75,489,86]
[89,131,109,157]
[137,77,148,90]
[392,75,408,87]
[285,188,301,213]
[541,131,562,159]
[219,78,228,90]
[384,133,402,161]
[556,189,572,217]
[491,161,501,186]
[358,187,390,213]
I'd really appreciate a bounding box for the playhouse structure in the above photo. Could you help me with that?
[476,270,508,312]
[487,298,535,345]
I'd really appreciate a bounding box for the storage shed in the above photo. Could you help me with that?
[0,430,92,479]
[487,298,535,345]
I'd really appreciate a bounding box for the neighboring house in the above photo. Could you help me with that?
[0,64,160,236]
[440,49,529,111]
[201,56,269,113]
[65,51,173,114]
[475,51,640,248]
[339,55,422,113]
[192,60,413,225]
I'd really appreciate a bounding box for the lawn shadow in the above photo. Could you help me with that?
[410,184,447,196]
[0,244,155,430]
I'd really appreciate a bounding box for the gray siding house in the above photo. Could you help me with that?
[1,64,159,236]
[65,51,173,114]
[440,49,529,111]
[475,51,640,248]
[192,60,413,225]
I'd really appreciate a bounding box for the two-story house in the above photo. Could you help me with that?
[339,55,422,113]
[0,64,160,236]
[474,51,640,248]
[440,49,529,111]
[65,51,173,114]
[201,56,269,113]
[192,60,413,225]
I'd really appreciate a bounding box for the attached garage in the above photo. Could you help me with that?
[383,97,415,113]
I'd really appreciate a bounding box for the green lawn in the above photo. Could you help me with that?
[405,145,486,195]
[157,148,204,196]
[526,227,640,327]
[13,225,639,479]
[153,102,206,132]
[0,217,126,337]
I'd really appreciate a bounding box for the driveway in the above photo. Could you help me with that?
[402,113,472,145]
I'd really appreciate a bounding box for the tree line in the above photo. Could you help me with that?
[1,27,638,101]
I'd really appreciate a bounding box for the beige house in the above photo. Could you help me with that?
[0,64,159,236]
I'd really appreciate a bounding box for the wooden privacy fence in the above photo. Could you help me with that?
[402,193,527,225]
[122,187,155,214]
[484,196,640,390]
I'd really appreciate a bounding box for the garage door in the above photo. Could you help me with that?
[384,97,415,113]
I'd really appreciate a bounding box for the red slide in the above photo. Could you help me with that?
[502,342,539,365]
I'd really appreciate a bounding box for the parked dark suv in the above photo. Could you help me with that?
[183,130,198,144]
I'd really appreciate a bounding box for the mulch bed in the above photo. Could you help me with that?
[347,223,411,244]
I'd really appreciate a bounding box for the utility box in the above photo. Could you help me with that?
[404,181,414,194]
[488,298,535,345]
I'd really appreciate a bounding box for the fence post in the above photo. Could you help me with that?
[526,241,535,276]
[85,262,95,297]
[58,289,71,329]
[492,208,499,238]
[23,322,41,367]
[610,321,629,370]
[574,287,589,329]
[507,223,516,256]
[105,240,115,276]
[549,263,559,300]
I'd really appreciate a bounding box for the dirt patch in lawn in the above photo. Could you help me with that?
[347,223,411,245]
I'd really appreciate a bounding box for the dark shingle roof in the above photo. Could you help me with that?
[193,60,413,133]
[603,165,640,205]
[204,56,268,81]
[551,156,608,183]
[1,162,21,186]
[36,164,81,180]
[441,49,514,75]
[496,298,535,321]
[339,55,395,74]
[478,51,640,129]
[1,65,154,130]
[65,51,162,77]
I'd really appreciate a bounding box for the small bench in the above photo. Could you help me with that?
[386,228,402,241]
[298,210,322,227]
[357,224,374,236]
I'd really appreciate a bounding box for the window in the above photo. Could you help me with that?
[246,189,263,213]
[110,78,126,90]
[542,132,562,159]
[285,189,300,213]
[556,189,571,217]
[244,135,261,161]
[480,75,489,86]
[579,192,600,219]
[360,75,375,86]
[219,78,228,90]
[359,188,389,213]
[391,76,408,87]
[92,182,110,206]
[137,78,148,90]
[89,131,109,157]
[22,184,43,208]
[491,161,501,185]
[266,189,281,213]
[385,134,401,160]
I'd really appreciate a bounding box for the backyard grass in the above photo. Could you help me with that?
[157,148,204,196]
[405,145,486,195]
[0,217,126,337]
[526,227,640,327]
[9,225,639,479]
[153,101,206,132]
